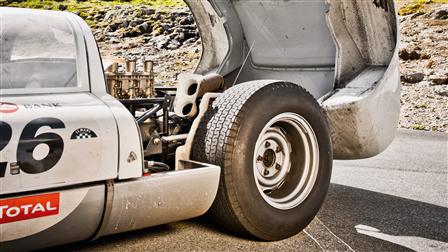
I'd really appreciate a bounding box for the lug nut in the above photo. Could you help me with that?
[263,169,269,176]
[276,146,282,153]
[265,141,271,148]
[257,155,264,162]
[275,164,281,170]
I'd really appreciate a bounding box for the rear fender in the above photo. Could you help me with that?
[0,185,105,251]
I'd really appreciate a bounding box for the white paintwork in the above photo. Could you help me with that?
[0,94,118,194]
[99,95,143,180]
[75,11,143,179]
[75,10,143,180]
[100,162,220,236]
[73,13,109,97]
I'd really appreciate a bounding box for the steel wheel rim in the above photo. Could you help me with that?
[253,112,319,210]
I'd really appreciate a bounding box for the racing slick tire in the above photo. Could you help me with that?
[192,81,333,241]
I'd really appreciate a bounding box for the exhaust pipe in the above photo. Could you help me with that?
[174,73,224,118]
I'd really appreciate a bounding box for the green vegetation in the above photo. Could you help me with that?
[0,0,185,9]
[6,0,448,17]
[397,0,448,15]
[0,0,186,26]
[414,103,428,109]
[411,124,426,130]
[0,0,185,16]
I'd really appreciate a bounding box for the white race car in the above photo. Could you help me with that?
[0,1,400,250]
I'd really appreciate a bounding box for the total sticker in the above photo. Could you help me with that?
[0,192,60,224]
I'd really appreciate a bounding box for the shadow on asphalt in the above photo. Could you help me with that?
[57,183,448,251]
[53,225,177,251]
[191,183,448,251]
[317,183,448,251]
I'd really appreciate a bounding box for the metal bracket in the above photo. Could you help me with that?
[175,93,221,170]
[162,95,174,135]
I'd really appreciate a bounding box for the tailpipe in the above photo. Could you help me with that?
[174,73,224,118]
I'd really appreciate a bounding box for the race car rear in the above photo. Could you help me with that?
[1,0,400,250]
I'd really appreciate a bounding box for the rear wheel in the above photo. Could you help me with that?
[192,81,332,241]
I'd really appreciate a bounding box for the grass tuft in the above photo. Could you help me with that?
[0,0,186,13]
[0,0,186,26]
[397,0,448,16]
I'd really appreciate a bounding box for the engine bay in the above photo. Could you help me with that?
[105,60,223,173]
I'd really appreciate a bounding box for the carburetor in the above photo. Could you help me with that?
[105,60,156,99]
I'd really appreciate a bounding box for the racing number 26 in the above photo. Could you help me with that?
[0,118,65,177]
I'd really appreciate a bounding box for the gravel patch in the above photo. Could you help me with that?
[399,4,448,132]
[92,5,202,85]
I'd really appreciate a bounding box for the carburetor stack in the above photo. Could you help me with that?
[105,60,156,99]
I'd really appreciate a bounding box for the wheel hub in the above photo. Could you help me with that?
[262,149,276,168]
[253,113,319,210]
[255,128,291,187]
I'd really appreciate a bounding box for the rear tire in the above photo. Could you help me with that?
[192,81,332,241]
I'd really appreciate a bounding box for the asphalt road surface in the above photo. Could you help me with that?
[62,129,448,252]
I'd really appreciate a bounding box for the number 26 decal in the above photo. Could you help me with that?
[0,118,65,177]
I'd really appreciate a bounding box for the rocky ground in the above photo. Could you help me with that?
[88,4,201,85]
[2,1,448,132]
[84,2,448,132]
[398,4,448,132]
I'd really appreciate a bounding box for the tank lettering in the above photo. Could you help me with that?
[0,118,65,177]
[6,207,20,218]
[17,118,65,174]
[23,103,62,110]
[0,121,13,178]
[20,204,33,215]
[31,203,45,214]
[0,193,60,224]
